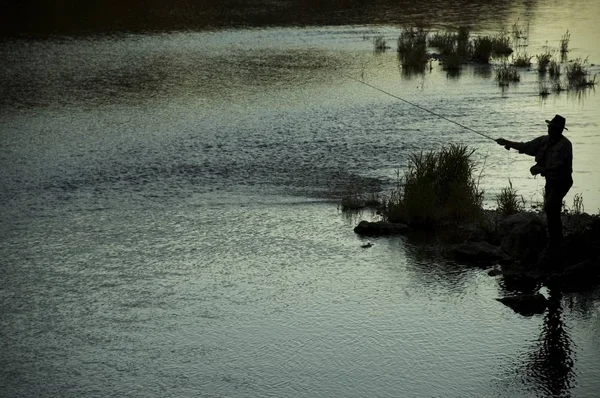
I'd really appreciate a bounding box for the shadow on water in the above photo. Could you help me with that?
[2,0,539,36]
[401,233,476,294]
[519,290,576,398]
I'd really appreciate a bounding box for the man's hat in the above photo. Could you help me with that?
[545,114,568,131]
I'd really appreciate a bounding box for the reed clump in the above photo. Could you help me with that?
[536,52,553,72]
[397,27,429,70]
[381,144,484,227]
[495,63,520,85]
[566,58,597,88]
[472,36,494,63]
[428,32,457,55]
[340,190,380,212]
[560,30,570,55]
[496,180,525,217]
[491,31,513,55]
[512,53,532,67]
[549,60,561,78]
[373,36,389,53]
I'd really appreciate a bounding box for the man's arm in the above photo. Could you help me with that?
[495,136,544,156]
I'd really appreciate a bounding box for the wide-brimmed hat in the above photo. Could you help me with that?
[545,114,568,131]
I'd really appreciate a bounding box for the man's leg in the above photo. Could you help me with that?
[544,182,572,246]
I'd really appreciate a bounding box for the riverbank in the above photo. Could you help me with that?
[354,210,600,296]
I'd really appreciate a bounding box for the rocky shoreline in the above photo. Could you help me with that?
[354,210,600,315]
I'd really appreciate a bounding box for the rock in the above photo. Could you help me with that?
[498,212,547,264]
[496,293,548,316]
[546,258,600,292]
[449,241,502,265]
[354,221,410,236]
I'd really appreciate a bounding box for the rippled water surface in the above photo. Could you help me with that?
[2,1,600,397]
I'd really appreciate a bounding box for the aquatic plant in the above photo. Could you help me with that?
[560,30,570,54]
[565,57,597,87]
[549,60,561,78]
[539,82,550,97]
[442,52,461,72]
[536,52,553,73]
[496,180,525,217]
[428,31,457,55]
[397,27,429,70]
[382,144,484,227]
[491,31,513,55]
[471,36,494,63]
[340,189,380,212]
[552,80,566,93]
[373,36,389,53]
[495,63,520,84]
[512,53,532,67]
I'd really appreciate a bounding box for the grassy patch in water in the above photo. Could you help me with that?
[560,30,570,55]
[380,144,484,227]
[397,27,429,70]
[549,59,561,78]
[471,36,494,63]
[566,57,597,88]
[536,52,553,73]
[495,63,520,85]
[512,52,532,67]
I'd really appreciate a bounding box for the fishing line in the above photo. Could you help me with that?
[341,73,497,142]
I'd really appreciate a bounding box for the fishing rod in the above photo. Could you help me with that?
[341,73,498,142]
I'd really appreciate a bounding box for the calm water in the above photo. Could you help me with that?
[2,1,600,397]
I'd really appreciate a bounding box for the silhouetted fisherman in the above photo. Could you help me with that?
[495,115,573,251]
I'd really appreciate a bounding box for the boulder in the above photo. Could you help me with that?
[546,258,600,292]
[496,293,548,316]
[498,212,547,264]
[449,241,502,265]
[354,221,410,236]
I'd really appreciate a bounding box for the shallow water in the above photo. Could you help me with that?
[2,1,600,397]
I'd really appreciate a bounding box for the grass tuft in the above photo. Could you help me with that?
[560,30,570,54]
[549,60,561,78]
[381,144,484,227]
[566,57,597,88]
[491,31,513,55]
[496,180,525,217]
[397,27,429,70]
[495,62,520,85]
[373,36,389,53]
[512,53,532,67]
[536,52,553,73]
[472,36,494,63]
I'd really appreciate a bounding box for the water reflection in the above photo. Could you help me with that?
[522,290,576,398]
[2,0,542,36]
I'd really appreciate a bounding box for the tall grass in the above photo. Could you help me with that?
[496,180,525,217]
[472,36,494,63]
[428,32,457,55]
[491,31,513,55]
[512,53,532,67]
[397,27,428,70]
[536,52,553,72]
[373,36,388,53]
[549,60,561,78]
[566,57,597,87]
[382,144,484,227]
[495,62,520,85]
[560,30,570,54]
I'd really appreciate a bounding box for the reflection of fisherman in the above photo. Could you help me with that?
[495,115,573,248]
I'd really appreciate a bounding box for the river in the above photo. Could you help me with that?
[1,1,600,397]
